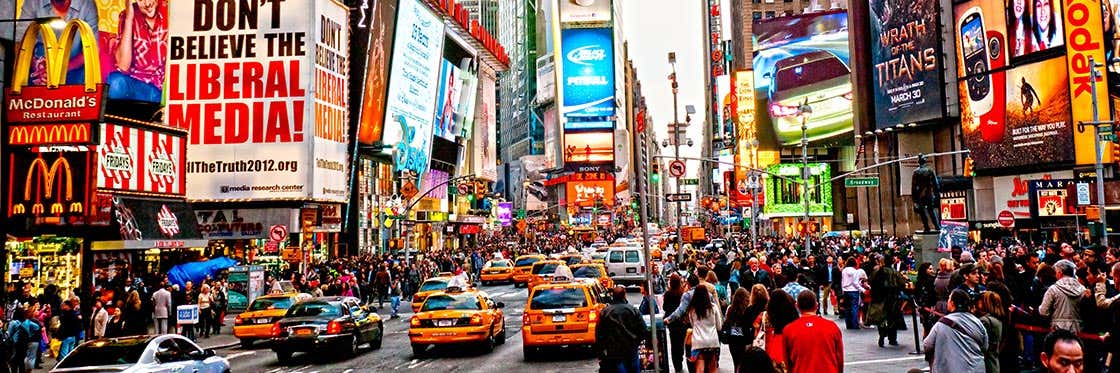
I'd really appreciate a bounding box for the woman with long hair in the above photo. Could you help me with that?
[123,290,145,336]
[1032,0,1062,49]
[975,291,1006,373]
[1010,0,1035,56]
[687,281,722,373]
[915,262,938,336]
[662,273,687,373]
[724,287,753,372]
[765,290,799,372]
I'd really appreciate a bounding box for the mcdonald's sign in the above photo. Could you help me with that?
[8,123,95,146]
[7,150,92,222]
[5,20,105,125]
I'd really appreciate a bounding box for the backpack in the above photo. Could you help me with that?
[7,321,28,347]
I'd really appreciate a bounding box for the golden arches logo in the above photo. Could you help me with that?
[8,123,92,145]
[10,20,101,92]
[12,156,80,216]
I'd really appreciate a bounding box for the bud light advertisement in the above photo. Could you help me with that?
[560,27,615,121]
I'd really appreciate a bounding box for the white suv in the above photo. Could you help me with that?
[605,247,645,286]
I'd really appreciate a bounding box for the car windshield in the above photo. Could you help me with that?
[532,263,560,275]
[572,266,602,278]
[564,257,582,265]
[775,57,848,91]
[516,257,541,267]
[287,301,342,317]
[421,294,480,311]
[55,338,149,368]
[420,280,448,292]
[249,297,294,311]
[530,288,588,310]
[487,261,510,268]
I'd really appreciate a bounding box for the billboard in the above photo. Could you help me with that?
[537,54,556,103]
[560,27,615,120]
[954,0,1009,79]
[763,163,833,217]
[1030,178,1080,217]
[1065,0,1112,165]
[356,0,399,145]
[961,57,1073,169]
[97,124,187,196]
[382,0,445,184]
[1007,0,1066,60]
[563,131,615,164]
[433,60,463,141]
[195,208,296,240]
[566,180,615,207]
[870,0,945,128]
[12,0,167,104]
[474,73,499,181]
[993,170,1072,219]
[752,11,853,146]
[522,155,551,210]
[558,0,612,24]
[7,150,93,223]
[732,70,757,185]
[168,0,351,201]
[497,202,513,226]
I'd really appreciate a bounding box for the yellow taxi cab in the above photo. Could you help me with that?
[571,263,614,290]
[408,283,506,356]
[522,278,606,360]
[526,260,567,290]
[480,259,514,285]
[234,293,312,348]
[558,254,584,266]
[412,274,461,313]
[512,254,546,287]
[589,252,607,265]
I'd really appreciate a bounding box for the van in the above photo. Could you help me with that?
[604,247,645,286]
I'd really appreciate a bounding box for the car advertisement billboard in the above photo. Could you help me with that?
[563,131,615,167]
[1006,0,1066,60]
[168,0,350,201]
[356,0,400,145]
[433,60,463,141]
[869,0,945,128]
[560,27,615,121]
[763,163,833,217]
[565,180,615,207]
[11,0,167,105]
[961,57,1073,169]
[96,124,187,196]
[381,0,445,184]
[752,11,853,146]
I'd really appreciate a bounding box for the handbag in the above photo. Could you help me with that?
[752,312,767,349]
[718,315,746,344]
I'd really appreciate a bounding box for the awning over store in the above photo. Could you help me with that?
[93,197,207,250]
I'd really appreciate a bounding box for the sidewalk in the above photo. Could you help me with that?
[36,315,241,370]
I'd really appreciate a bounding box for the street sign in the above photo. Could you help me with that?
[1077,182,1091,205]
[681,178,699,185]
[844,176,880,187]
[666,193,691,202]
[269,225,288,241]
[457,183,469,195]
[997,210,1016,228]
[668,160,686,178]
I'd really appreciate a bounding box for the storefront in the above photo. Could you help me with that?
[6,237,83,300]
[357,159,395,254]
[90,196,206,291]
[990,170,1075,243]
[763,163,834,236]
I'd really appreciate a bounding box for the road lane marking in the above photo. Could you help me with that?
[225,350,255,360]
[342,369,353,373]
[845,356,925,366]
[265,368,282,373]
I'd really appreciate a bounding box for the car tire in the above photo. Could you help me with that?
[348,334,361,356]
[371,323,384,350]
[523,346,537,361]
[275,350,292,364]
[496,321,507,345]
[239,339,254,349]
[412,343,427,357]
[481,331,496,353]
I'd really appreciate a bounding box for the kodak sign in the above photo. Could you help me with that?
[1064,0,1114,164]
[5,20,106,125]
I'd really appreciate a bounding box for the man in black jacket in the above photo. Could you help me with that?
[595,286,648,373]
[815,255,843,315]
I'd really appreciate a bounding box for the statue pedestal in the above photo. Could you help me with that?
[913,233,949,265]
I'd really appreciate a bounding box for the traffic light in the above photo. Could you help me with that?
[630,197,639,210]
[963,156,975,177]
[1113,140,1120,164]
[651,164,660,184]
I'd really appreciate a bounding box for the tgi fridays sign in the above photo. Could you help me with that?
[195,208,296,240]
[96,124,187,196]
[993,170,1073,219]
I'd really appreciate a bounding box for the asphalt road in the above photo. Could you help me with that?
[223,282,610,372]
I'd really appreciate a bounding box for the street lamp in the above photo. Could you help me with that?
[797,99,812,253]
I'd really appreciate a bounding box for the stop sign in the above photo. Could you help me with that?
[997,210,1016,228]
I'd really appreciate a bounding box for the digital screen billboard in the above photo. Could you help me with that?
[566,180,615,207]
[752,11,853,146]
[1006,0,1066,60]
[763,163,833,217]
[954,0,1010,79]
[433,60,463,141]
[563,131,615,164]
[497,202,512,226]
[560,27,615,120]
[870,0,945,128]
[960,56,1073,169]
[382,0,445,184]
[356,0,399,145]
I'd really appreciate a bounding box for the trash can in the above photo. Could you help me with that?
[641,314,669,373]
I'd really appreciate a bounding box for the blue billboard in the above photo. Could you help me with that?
[561,28,615,120]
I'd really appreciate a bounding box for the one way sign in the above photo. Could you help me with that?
[666,193,691,202]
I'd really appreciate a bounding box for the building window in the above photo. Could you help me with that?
[753,0,761,4]
[765,11,775,18]
[753,11,762,20]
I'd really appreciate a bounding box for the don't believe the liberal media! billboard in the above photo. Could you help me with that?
[869,0,945,128]
[167,0,350,202]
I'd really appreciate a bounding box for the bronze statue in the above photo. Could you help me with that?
[911,153,941,232]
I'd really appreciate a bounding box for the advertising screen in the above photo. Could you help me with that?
[1067,0,1112,165]
[870,0,945,128]
[962,57,1073,169]
[752,11,853,146]
[566,180,615,207]
[1030,179,1079,217]
[559,0,612,24]
[357,0,399,145]
[382,0,445,184]
[560,27,615,120]
[97,124,187,196]
[474,73,498,181]
[563,131,615,164]
[168,0,350,201]
[7,150,93,223]
[12,0,168,104]
[497,202,513,226]
[954,0,1009,79]
[433,60,463,141]
[762,163,833,217]
[1006,0,1066,60]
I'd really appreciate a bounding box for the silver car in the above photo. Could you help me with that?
[51,334,230,373]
